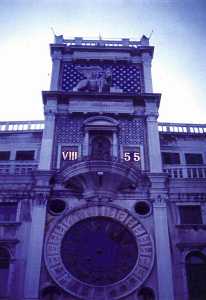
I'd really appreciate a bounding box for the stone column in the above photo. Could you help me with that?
[201,203,206,224]
[24,195,48,300]
[142,52,153,93]
[112,131,118,158]
[50,50,61,91]
[83,131,89,156]
[153,195,174,300]
[38,101,57,170]
[146,102,162,172]
[8,258,17,300]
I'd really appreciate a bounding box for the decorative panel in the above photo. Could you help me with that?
[52,116,84,168]
[61,62,144,94]
[119,118,145,144]
[55,116,84,143]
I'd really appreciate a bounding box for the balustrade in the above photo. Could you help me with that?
[158,122,206,135]
[163,165,206,179]
[0,121,44,132]
[60,37,141,48]
[0,222,20,240]
[0,161,38,175]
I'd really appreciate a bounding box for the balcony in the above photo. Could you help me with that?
[0,222,20,241]
[163,165,206,179]
[175,225,206,250]
[0,161,38,175]
[59,157,141,200]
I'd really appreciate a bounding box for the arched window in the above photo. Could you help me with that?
[0,247,10,297]
[42,286,61,300]
[91,136,111,160]
[138,287,155,300]
[186,251,206,300]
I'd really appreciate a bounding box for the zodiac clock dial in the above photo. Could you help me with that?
[45,204,154,300]
[61,216,138,285]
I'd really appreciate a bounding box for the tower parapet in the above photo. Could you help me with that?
[49,35,154,93]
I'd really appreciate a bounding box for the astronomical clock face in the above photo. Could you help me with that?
[45,204,154,300]
[61,216,138,286]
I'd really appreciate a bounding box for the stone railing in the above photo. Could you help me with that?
[55,36,143,48]
[163,165,206,179]
[0,161,38,175]
[60,155,141,171]
[1,120,205,136]
[158,122,206,134]
[0,120,44,132]
[0,222,20,240]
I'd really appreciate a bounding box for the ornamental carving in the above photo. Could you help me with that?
[73,66,112,92]
[62,63,143,94]
[44,204,154,299]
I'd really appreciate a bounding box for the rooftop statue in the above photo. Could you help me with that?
[73,66,112,92]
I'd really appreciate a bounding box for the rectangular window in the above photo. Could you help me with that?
[185,153,203,165]
[15,150,35,161]
[179,205,202,224]
[0,151,10,161]
[162,152,180,164]
[0,202,18,222]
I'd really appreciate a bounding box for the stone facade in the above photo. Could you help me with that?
[0,36,206,300]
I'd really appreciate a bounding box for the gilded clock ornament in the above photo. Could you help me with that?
[45,204,154,300]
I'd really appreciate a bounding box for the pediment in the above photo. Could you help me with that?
[84,116,119,128]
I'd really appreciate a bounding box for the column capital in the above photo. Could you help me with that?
[153,194,168,208]
[141,52,152,64]
[44,110,56,119]
[146,113,159,121]
[145,101,159,119]
[52,50,62,60]
[32,192,49,206]
[44,99,57,115]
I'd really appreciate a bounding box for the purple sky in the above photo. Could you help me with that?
[0,0,205,123]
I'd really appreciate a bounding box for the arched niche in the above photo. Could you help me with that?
[0,247,10,298]
[138,287,155,300]
[186,251,206,300]
[41,285,61,300]
[83,116,119,158]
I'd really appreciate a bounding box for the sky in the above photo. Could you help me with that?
[0,0,205,123]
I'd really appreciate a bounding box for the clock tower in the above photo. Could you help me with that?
[24,35,174,300]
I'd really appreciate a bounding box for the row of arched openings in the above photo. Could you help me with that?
[0,247,10,297]
[1,247,206,299]
[186,251,206,300]
[138,252,206,300]
[38,252,206,300]
[41,286,61,300]
[138,287,155,300]
[40,286,155,300]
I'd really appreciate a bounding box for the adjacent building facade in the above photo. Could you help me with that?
[0,35,206,300]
